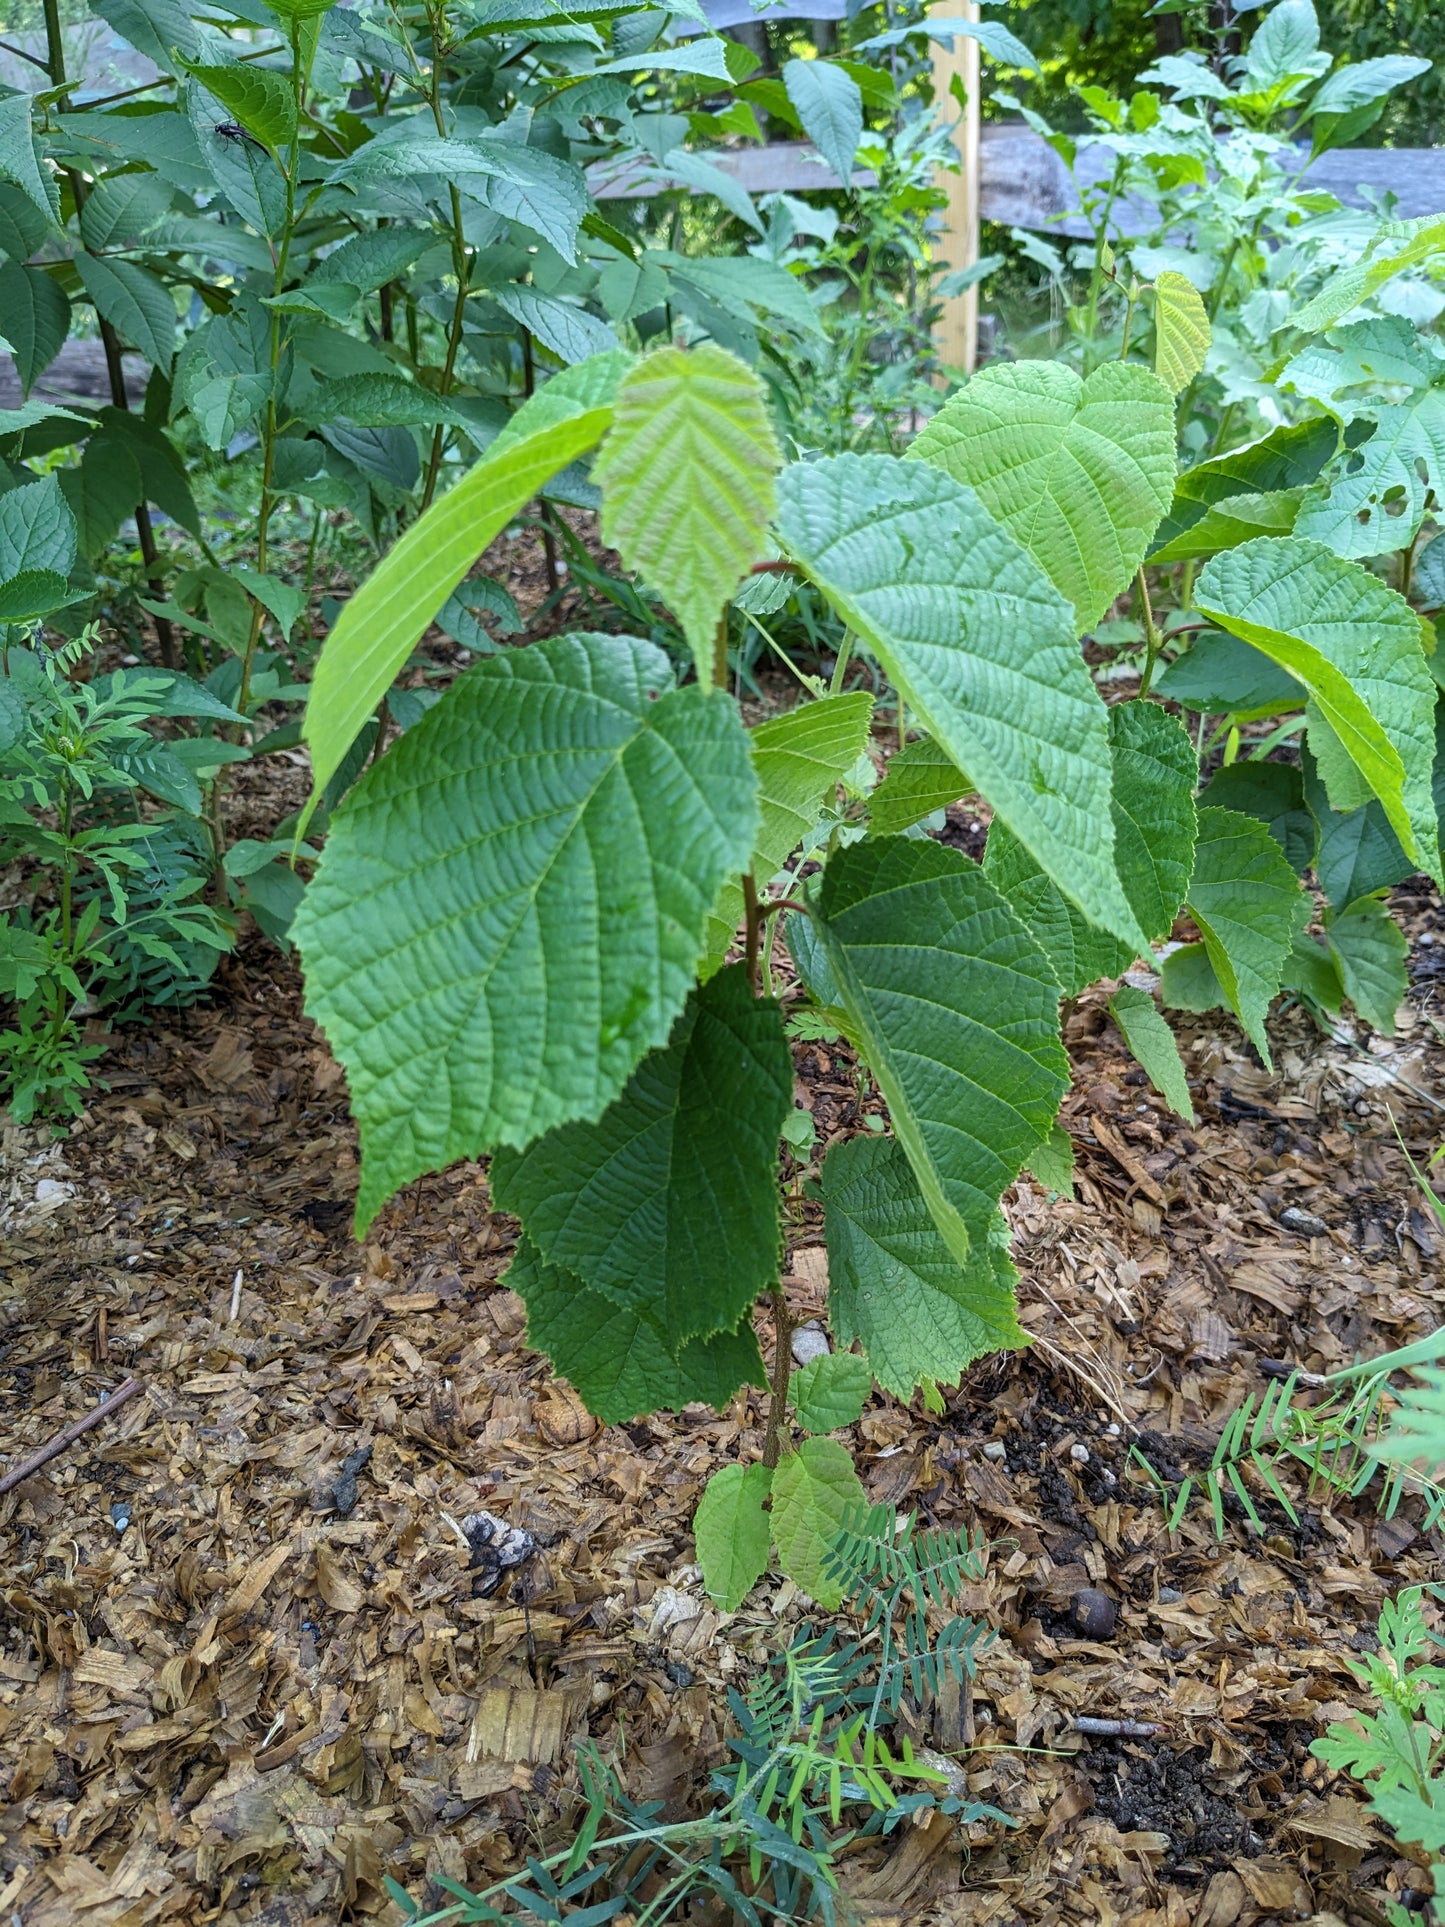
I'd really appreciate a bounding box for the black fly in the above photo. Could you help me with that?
[214,121,265,149]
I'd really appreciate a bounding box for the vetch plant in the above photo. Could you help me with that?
[296,210,1445,1607]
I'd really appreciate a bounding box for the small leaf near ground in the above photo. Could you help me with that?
[1109,984,1196,1123]
[695,1462,773,1612]
[791,1351,872,1433]
[1326,890,1409,1035]
[770,1437,867,1609]
[1184,806,1311,1066]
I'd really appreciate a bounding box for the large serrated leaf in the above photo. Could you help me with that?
[1152,270,1210,396]
[770,1437,866,1608]
[1196,537,1440,882]
[908,359,1176,630]
[304,351,629,803]
[1185,807,1311,1065]
[813,836,1067,1265]
[1152,629,1305,717]
[984,699,1196,995]
[1152,418,1338,555]
[777,453,1149,954]
[594,342,779,685]
[75,254,175,370]
[1109,984,1195,1122]
[695,1462,773,1612]
[491,964,790,1350]
[702,692,873,976]
[295,633,759,1232]
[1326,891,1408,1035]
[509,1234,765,1424]
[869,736,969,836]
[823,1135,1025,1401]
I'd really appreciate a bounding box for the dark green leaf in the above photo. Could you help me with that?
[0,263,67,397]
[1200,759,1317,873]
[869,736,969,836]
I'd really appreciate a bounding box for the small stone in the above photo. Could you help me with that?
[791,1323,830,1366]
[1279,1204,1328,1236]
[1070,1443,1090,1465]
[1104,1423,1121,1438]
[109,1501,131,1534]
[1158,1585,1183,1604]
[1069,1588,1117,1639]
[982,1440,1007,1462]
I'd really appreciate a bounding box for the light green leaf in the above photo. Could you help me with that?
[1160,940,1227,1016]
[908,359,1176,630]
[770,1437,866,1608]
[1290,214,1445,335]
[586,39,733,78]
[0,95,59,228]
[869,736,969,836]
[175,58,297,148]
[1304,56,1431,119]
[777,453,1149,954]
[1326,890,1408,1035]
[1196,537,1440,882]
[594,342,779,686]
[1149,489,1303,565]
[824,1135,1025,1400]
[1109,983,1195,1122]
[813,836,1068,1266]
[695,1462,773,1612]
[791,1350,872,1433]
[75,254,176,371]
[1279,316,1434,414]
[1024,1122,1074,1196]
[303,350,629,804]
[702,692,873,975]
[782,58,862,187]
[510,1234,764,1426]
[1184,806,1311,1065]
[985,698,1196,995]
[1151,269,1210,396]
[295,633,759,1232]
[1296,392,1445,558]
[1149,418,1337,555]
[0,264,67,398]
[491,965,790,1349]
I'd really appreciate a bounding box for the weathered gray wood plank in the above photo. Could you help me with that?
[588,124,1445,233]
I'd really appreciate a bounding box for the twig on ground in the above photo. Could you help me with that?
[1073,1717,1164,1739]
[0,1377,144,1496]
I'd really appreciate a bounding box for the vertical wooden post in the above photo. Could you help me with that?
[931,0,980,379]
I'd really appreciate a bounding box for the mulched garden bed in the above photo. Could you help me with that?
[5,631,1445,1922]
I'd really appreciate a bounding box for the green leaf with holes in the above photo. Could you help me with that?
[823,1134,1025,1401]
[595,342,780,686]
[909,359,1177,630]
[295,633,758,1233]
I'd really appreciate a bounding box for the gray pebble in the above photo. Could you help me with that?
[1069,1588,1118,1639]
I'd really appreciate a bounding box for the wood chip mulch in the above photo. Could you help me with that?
[5,881,1445,1927]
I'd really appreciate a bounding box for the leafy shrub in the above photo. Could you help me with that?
[294,107,1445,1602]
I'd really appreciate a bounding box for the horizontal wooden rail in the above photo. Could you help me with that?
[588,123,1445,233]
